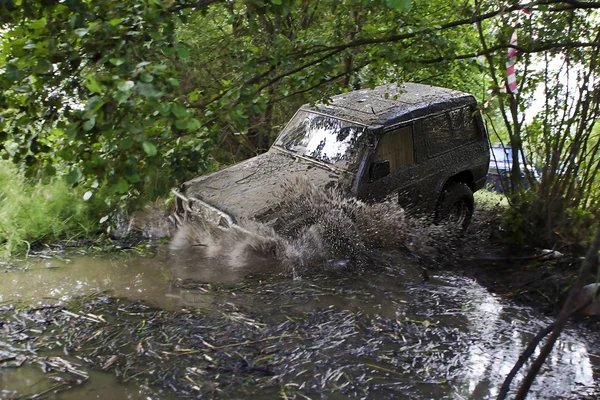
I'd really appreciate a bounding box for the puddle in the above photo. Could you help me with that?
[0,364,161,400]
[0,247,598,399]
[0,248,258,311]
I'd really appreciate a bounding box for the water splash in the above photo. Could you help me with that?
[171,178,454,276]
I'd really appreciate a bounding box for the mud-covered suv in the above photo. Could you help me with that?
[174,83,489,229]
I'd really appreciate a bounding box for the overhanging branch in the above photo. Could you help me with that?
[169,0,224,12]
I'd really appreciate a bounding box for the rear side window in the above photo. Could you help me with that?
[450,107,478,141]
[373,125,414,172]
[424,106,479,157]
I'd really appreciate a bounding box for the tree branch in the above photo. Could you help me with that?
[236,0,600,98]
[286,0,600,60]
[508,227,600,400]
[168,0,224,12]
[415,41,600,65]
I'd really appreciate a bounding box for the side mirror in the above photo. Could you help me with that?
[370,160,390,181]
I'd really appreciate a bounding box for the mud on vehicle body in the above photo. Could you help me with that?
[173,83,490,231]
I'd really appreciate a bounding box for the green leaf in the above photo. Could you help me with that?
[65,168,82,186]
[109,18,125,26]
[386,0,411,11]
[140,73,154,83]
[142,141,157,156]
[176,45,190,59]
[120,138,134,149]
[85,74,103,93]
[29,18,47,30]
[271,0,282,4]
[171,104,187,118]
[74,28,89,37]
[34,59,53,74]
[167,78,180,86]
[83,118,96,131]
[44,165,56,176]
[159,103,171,116]
[187,118,201,131]
[87,96,105,111]
[137,82,162,98]
[127,173,142,183]
[5,64,26,82]
[117,80,135,91]
[175,119,187,130]
[188,89,200,102]
[13,85,31,93]
[163,46,176,56]
[110,58,125,66]
[114,178,130,194]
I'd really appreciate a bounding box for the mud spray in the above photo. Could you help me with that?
[170,178,457,277]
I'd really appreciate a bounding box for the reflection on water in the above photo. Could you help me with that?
[0,247,598,399]
[0,364,156,400]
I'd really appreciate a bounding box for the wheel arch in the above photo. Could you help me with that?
[442,170,475,192]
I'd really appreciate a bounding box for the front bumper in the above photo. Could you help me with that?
[172,189,236,229]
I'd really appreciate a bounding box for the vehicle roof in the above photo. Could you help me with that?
[306,83,477,127]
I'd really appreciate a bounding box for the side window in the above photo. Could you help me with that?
[424,106,479,157]
[423,113,452,157]
[373,125,414,172]
[449,107,478,142]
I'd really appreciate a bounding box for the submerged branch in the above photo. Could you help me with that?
[496,227,600,400]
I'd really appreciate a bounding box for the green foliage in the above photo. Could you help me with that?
[175,0,483,160]
[0,163,101,257]
[474,2,600,247]
[474,189,509,211]
[501,189,598,250]
[1,0,599,251]
[0,0,485,202]
[0,0,213,216]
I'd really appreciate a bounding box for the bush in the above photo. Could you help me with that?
[474,189,509,211]
[0,163,102,257]
[501,189,598,251]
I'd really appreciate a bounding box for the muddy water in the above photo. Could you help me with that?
[1,247,598,399]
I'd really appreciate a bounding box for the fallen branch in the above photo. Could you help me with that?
[496,292,597,399]
[497,227,600,400]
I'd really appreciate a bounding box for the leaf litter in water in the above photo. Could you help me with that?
[1,277,598,399]
[0,291,488,399]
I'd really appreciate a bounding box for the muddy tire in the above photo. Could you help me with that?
[436,182,474,230]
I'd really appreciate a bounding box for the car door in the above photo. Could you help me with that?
[362,123,419,204]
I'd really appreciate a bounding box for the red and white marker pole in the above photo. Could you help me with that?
[506,29,519,94]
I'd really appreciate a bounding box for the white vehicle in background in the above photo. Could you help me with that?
[487,144,539,191]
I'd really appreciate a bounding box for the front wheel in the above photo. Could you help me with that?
[436,182,474,230]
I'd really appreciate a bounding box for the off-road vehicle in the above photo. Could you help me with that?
[174,83,490,230]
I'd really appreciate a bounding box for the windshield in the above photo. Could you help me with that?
[274,110,367,171]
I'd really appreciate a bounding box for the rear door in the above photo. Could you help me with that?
[362,123,419,203]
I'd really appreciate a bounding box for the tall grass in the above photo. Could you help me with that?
[0,163,101,257]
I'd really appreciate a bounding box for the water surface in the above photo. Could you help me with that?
[0,247,598,399]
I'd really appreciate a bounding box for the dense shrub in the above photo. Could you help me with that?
[0,164,102,256]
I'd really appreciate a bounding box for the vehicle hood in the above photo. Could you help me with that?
[180,149,348,223]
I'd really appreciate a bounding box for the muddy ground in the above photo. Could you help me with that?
[446,208,599,319]
[18,197,600,319]
[1,254,598,399]
[1,199,598,399]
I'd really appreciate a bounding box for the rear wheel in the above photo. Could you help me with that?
[436,182,474,230]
